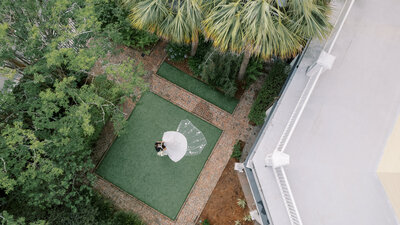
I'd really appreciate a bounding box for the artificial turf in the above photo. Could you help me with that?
[96,92,222,219]
[157,62,239,113]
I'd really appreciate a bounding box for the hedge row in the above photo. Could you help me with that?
[248,61,289,125]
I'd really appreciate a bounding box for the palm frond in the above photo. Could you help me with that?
[122,0,142,9]
[203,1,245,54]
[128,0,203,44]
[182,0,203,42]
[128,0,168,32]
[127,0,331,61]
[287,0,332,39]
[159,7,191,43]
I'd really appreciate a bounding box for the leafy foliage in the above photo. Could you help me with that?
[231,141,242,161]
[0,211,46,225]
[0,0,146,224]
[187,56,203,76]
[200,219,211,225]
[2,193,145,225]
[248,60,289,125]
[95,0,158,50]
[157,63,238,113]
[0,0,104,78]
[165,42,190,61]
[103,58,148,98]
[45,193,144,225]
[243,214,252,222]
[245,58,264,87]
[198,49,240,97]
[188,41,262,97]
[111,211,144,225]
[237,198,247,209]
[1,63,145,210]
[188,36,213,76]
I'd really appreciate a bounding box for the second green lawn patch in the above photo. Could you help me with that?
[96,92,222,219]
[157,62,238,113]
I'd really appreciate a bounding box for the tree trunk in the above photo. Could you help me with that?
[238,49,251,81]
[190,40,198,57]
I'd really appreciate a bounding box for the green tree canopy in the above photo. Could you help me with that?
[0,0,146,223]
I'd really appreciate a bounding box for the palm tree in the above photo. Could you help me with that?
[127,0,204,56]
[203,0,331,81]
[288,0,332,39]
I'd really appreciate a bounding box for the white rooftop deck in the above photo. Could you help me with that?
[247,0,400,224]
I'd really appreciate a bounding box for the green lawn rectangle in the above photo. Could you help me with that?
[157,62,238,113]
[96,92,222,219]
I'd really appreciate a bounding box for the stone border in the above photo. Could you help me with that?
[92,41,261,225]
[151,75,233,130]
[92,95,142,170]
[152,74,232,128]
[171,131,226,221]
[94,88,227,221]
[95,175,174,222]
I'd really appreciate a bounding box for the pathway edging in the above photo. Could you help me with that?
[92,41,261,225]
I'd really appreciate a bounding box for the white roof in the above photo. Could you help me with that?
[248,0,400,224]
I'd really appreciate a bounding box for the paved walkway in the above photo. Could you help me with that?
[93,41,262,225]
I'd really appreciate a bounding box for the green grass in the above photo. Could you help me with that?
[157,62,239,113]
[96,92,222,219]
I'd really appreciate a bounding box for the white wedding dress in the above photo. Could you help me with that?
[161,119,207,162]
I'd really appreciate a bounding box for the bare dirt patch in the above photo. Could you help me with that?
[165,58,194,76]
[198,158,252,225]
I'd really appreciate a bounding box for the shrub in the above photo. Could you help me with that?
[248,60,289,125]
[47,205,98,225]
[120,28,158,50]
[95,0,126,28]
[92,74,124,104]
[201,219,211,225]
[91,193,115,222]
[190,49,264,97]
[188,36,212,76]
[221,81,238,97]
[44,192,146,225]
[166,42,191,61]
[199,49,241,97]
[237,198,247,209]
[95,0,158,50]
[231,141,242,160]
[188,56,203,76]
[245,58,264,87]
[112,211,144,225]
[243,214,252,222]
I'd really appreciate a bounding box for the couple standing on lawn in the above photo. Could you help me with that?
[154,141,167,156]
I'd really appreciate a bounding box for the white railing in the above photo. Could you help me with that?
[275,70,321,153]
[271,70,321,225]
[269,0,355,225]
[275,0,354,154]
[274,167,303,225]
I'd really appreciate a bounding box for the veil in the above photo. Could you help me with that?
[177,119,207,156]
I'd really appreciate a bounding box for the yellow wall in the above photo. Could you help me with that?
[378,116,400,221]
